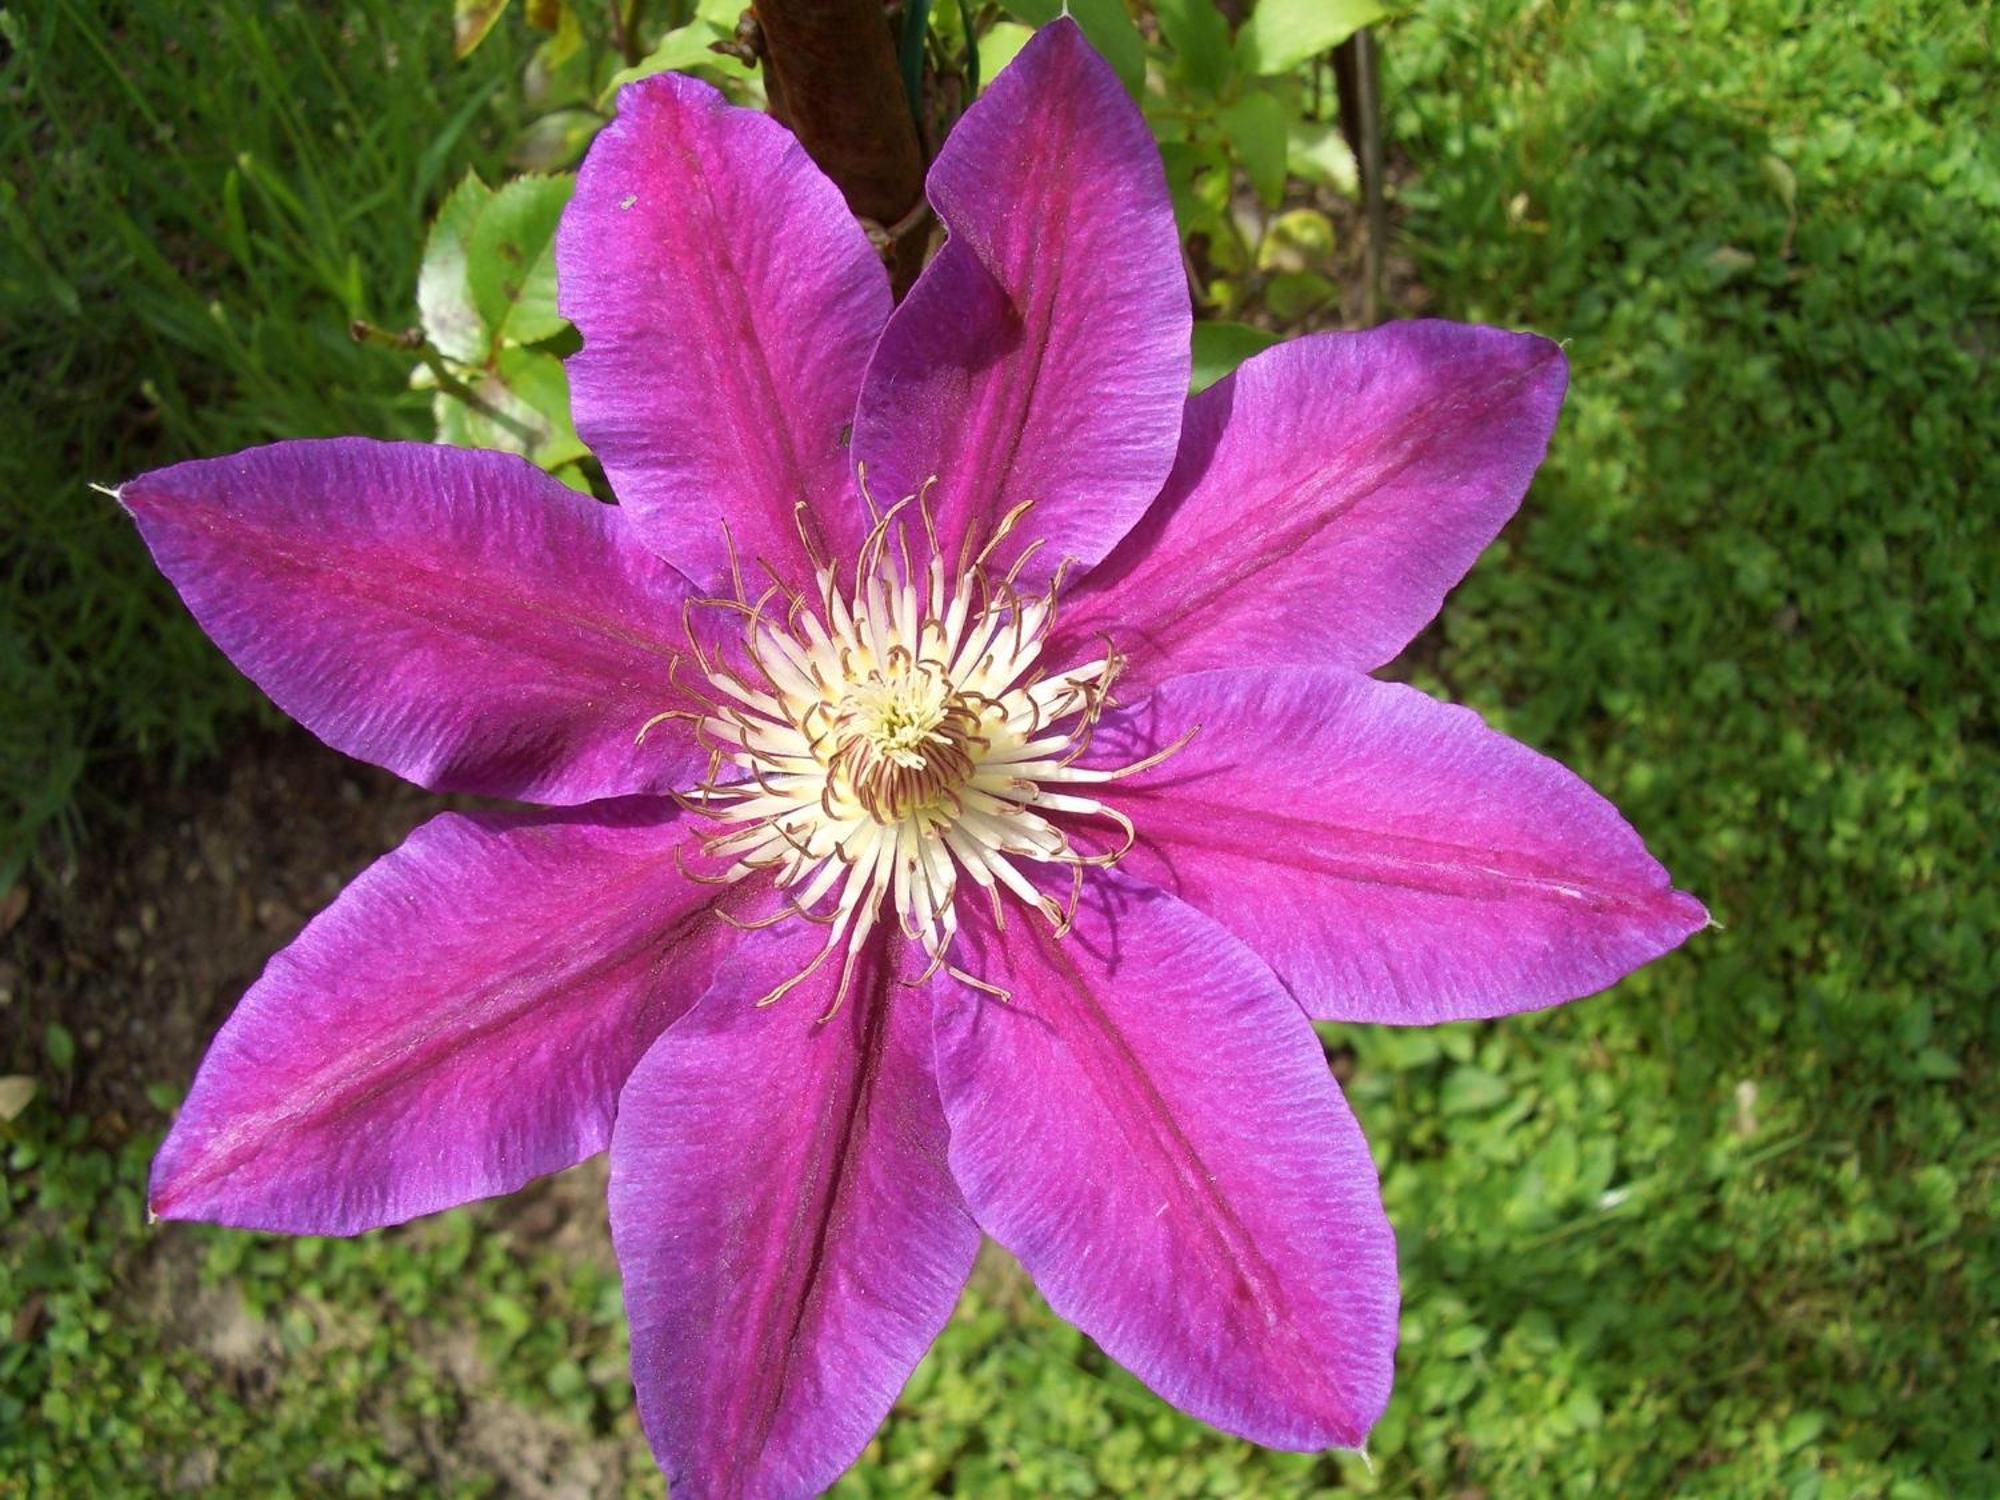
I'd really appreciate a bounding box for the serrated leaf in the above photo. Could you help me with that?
[1221,91,1289,207]
[453,0,512,60]
[1001,1,1145,95]
[417,171,495,364]
[1238,0,1386,76]
[1190,321,1281,392]
[1154,0,1234,96]
[467,174,575,348]
[1288,117,1359,195]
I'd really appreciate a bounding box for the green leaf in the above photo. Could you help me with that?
[1001,1,1145,95]
[1760,152,1798,213]
[601,1,754,105]
[1154,0,1234,96]
[483,1292,534,1341]
[1287,118,1359,196]
[467,174,575,348]
[508,109,602,172]
[524,1,590,108]
[1437,1322,1490,1357]
[143,1081,184,1115]
[1158,139,1232,240]
[1256,206,1336,272]
[0,1075,36,1122]
[1220,92,1289,208]
[1265,270,1338,320]
[1912,1046,1962,1080]
[417,171,494,364]
[436,348,587,473]
[1190,321,1280,392]
[1238,0,1386,76]
[1780,1410,1828,1452]
[43,1023,74,1076]
[1440,1065,1511,1115]
[977,21,1035,87]
[453,0,512,60]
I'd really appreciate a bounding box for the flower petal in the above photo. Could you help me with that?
[851,18,1189,590]
[561,70,889,593]
[1051,323,1568,691]
[150,801,754,1234]
[1092,667,1707,1024]
[612,924,977,1500]
[934,877,1398,1450]
[121,438,704,804]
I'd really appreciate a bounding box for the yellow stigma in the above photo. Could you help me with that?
[661,479,1193,1020]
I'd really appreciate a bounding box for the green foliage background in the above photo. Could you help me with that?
[3,0,1994,1495]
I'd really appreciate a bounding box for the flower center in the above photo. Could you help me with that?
[660,487,1190,1017]
[829,673,979,822]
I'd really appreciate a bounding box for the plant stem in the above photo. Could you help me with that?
[752,0,930,297]
[349,321,537,445]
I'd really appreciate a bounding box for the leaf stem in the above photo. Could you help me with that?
[349,320,537,444]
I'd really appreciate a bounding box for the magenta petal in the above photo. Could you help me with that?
[561,70,889,592]
[121,438,704,803]
[934,879,1398,1450]
[611,925,977,1499]
[151,802,753,1235]
[1096,668,1707,1024]
[1052,323,1568,692]
[851,19,1189,589]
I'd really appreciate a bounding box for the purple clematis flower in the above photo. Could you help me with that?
[121,21,1703,1497]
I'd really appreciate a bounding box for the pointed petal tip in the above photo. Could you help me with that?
[1086,669,1710,1025]
[1052,319,1572,688]
[144,1161,221,1230]
[1672,887,1713,937]
[936,882,1399,1459]
[142,805,746,1240]
[613,926,975,1499]
[1525,327,1571,396]
[118,437,709,803]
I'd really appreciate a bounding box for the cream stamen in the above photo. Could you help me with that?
[665,486,1189,1017]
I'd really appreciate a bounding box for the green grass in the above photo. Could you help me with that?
[3,0,1996,1495]
[0,0,532,879]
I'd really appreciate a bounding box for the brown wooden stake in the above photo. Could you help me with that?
[751,0,931,297]
[1332,27,1388,326]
